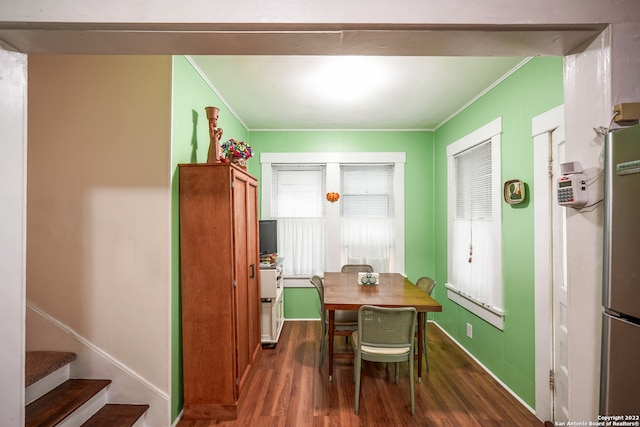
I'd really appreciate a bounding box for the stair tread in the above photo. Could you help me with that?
[81,404,150,427]
[25,351,77,387]
[25,379,111,427]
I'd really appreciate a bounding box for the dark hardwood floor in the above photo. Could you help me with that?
[178,321,544,426]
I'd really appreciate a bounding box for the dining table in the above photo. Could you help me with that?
[323,272,442,382]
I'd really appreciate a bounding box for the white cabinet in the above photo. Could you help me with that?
[260,258,284,344]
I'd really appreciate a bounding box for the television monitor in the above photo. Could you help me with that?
[259,219,278,256]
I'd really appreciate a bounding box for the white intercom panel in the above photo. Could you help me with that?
[557,174,588,208]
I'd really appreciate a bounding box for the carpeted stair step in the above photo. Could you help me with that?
[25,351,77,387]
[26,378,111,427]
[81,404,150,427]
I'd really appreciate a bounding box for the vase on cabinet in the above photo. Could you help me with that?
[230,157,247,168]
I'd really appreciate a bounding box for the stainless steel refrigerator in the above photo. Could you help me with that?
[601,124,640,415]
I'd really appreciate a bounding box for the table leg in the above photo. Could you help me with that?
[328,310,335,381]
[417,312,424,383]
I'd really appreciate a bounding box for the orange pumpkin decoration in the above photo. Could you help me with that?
[326,192,340,203]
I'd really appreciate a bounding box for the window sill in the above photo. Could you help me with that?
[445,283,504,330]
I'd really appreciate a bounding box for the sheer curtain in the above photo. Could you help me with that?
[341,218,394,272]
[278,218,325,276]
[450,219,493,305]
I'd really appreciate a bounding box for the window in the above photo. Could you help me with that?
[340,164,395,272]
[446,118,504,329]
[261,152,406,277]
[270,164,326,276]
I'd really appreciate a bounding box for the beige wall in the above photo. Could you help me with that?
[26,55,172,393]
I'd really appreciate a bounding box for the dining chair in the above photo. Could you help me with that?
[415,276,436,372]
[351,305,417,415]
[340,264,374,273]
[310,275,359,369]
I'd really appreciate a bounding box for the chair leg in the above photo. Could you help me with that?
[394,362,399,384]
[409,355,415,415]
[354,354,362,414]
[423,321,429,373]
[319,323,327,370]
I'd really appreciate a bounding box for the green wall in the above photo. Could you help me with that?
[170,56,249,420]
[432,56,564,406]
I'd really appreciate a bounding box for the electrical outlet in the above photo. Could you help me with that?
[466,323,473,338]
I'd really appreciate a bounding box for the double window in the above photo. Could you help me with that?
[261,152,405,277]
[446,118,504,329]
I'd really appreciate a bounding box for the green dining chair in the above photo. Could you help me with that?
[415,276,436,372]
[351,305,417,415]
[310,275,359,370]
[340,264,374,273]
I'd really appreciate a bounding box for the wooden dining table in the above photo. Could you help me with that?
[323,272,442,382]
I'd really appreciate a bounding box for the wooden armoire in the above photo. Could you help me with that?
[179,163,261,420]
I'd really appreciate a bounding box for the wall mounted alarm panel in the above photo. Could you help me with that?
[557,174,588,208]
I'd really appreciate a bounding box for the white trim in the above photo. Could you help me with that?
[532,104,564,422]
[445,285,505,330]
[261,151,406,164]
[172,409,184,427]
[532,104,564,137]
[252,128,433,132]
[446,117,504,327]
[0,50,27,427]
[446,117,502,157]
[260,151,406,273]
[432,322,540,420]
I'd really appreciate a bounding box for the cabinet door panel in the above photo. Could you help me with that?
[246,178,261,357]
[232,171,250,395]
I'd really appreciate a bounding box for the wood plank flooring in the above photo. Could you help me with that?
[177,321,544,426]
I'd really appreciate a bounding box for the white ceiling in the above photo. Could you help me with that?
[190,55,527,130]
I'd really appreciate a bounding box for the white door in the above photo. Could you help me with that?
[533,105,570,423]
[550,125,570,423]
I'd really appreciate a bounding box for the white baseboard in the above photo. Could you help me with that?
[430,321,540,421]
[26,302,169,426]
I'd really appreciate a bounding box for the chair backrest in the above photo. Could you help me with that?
[415,276,436,296]
[341,264,374,273]
[357,305,417,348]
[310,275,325,318]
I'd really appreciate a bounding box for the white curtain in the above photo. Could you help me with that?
[278,218,325,276]
[451,218,494,306]
[341,217,394,273]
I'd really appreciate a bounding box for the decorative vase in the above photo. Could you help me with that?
[230,157,247,168]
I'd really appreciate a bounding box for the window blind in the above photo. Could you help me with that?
[455,141,492,220]
[271,164,325,218]
[340,164,394,217]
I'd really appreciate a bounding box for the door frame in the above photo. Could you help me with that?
[533,104,564,422]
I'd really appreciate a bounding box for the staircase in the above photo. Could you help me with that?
[25,351,149,427]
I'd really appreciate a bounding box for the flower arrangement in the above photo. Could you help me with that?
[221,139,253,160]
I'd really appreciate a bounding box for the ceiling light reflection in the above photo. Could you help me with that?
[302,57,391,104]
